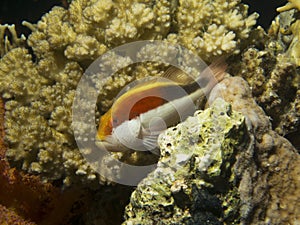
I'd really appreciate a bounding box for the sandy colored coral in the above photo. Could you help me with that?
[175,0,259,61]
[0,46,93,186]
[0,97,88,225]
[284,19,300,66]
[0,24,26,57]
[0,98,6,158]
[270,2,300,66]
[277,0,300,12]
[0,0,259,186]
[0,48,46,101]
[26,0,174,62]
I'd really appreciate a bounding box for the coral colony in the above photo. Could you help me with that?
[0,0,299,224]
[0,0,259,186]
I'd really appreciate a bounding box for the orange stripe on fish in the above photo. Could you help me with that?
[97,77,192,140]
[96,60,227,152]
[97,95,167,140]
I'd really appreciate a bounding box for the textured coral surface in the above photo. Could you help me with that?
[124,98,247,224]
[0,0,299,224]
[123,77,300,224]
[0,0,260,186]
[229,47,300,138]
[208,77,300,224]
[0,97,91,225]
[226,4,300,149]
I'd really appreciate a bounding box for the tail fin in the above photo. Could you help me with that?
[206,57,227,83]
[196,57,227,94]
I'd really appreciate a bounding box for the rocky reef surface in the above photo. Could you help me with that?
[0,0,299,224]
[122,77,300,224]
[124,98,248,224]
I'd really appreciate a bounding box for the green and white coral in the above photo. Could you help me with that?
[0,0,259,186]
[123,98,247,224]
[123,75,300,224]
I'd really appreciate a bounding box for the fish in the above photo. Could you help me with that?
[97,68,196,140]
[96,60,227,152]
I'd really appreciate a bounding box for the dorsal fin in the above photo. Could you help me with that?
[161,66,195,85]
[118,66,193,94]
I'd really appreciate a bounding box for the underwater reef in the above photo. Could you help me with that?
[0,0,261,187]
[0,0,299,224]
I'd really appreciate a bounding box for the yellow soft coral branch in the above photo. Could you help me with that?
[277,0,300,12]
[0,25,26,57]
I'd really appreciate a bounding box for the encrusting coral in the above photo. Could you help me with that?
[208,77,300,224]
[0,0,259,186]
[0,204,36,225]
[229,47,300,138]
[123,77,300,224]
[0,158,87,225]
[124,98,248,224]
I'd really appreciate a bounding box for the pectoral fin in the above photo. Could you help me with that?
[142,133,159,151]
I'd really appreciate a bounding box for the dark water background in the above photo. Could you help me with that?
[0,0,287,37]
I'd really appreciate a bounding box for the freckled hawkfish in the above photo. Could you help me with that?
[96,60,226,152]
